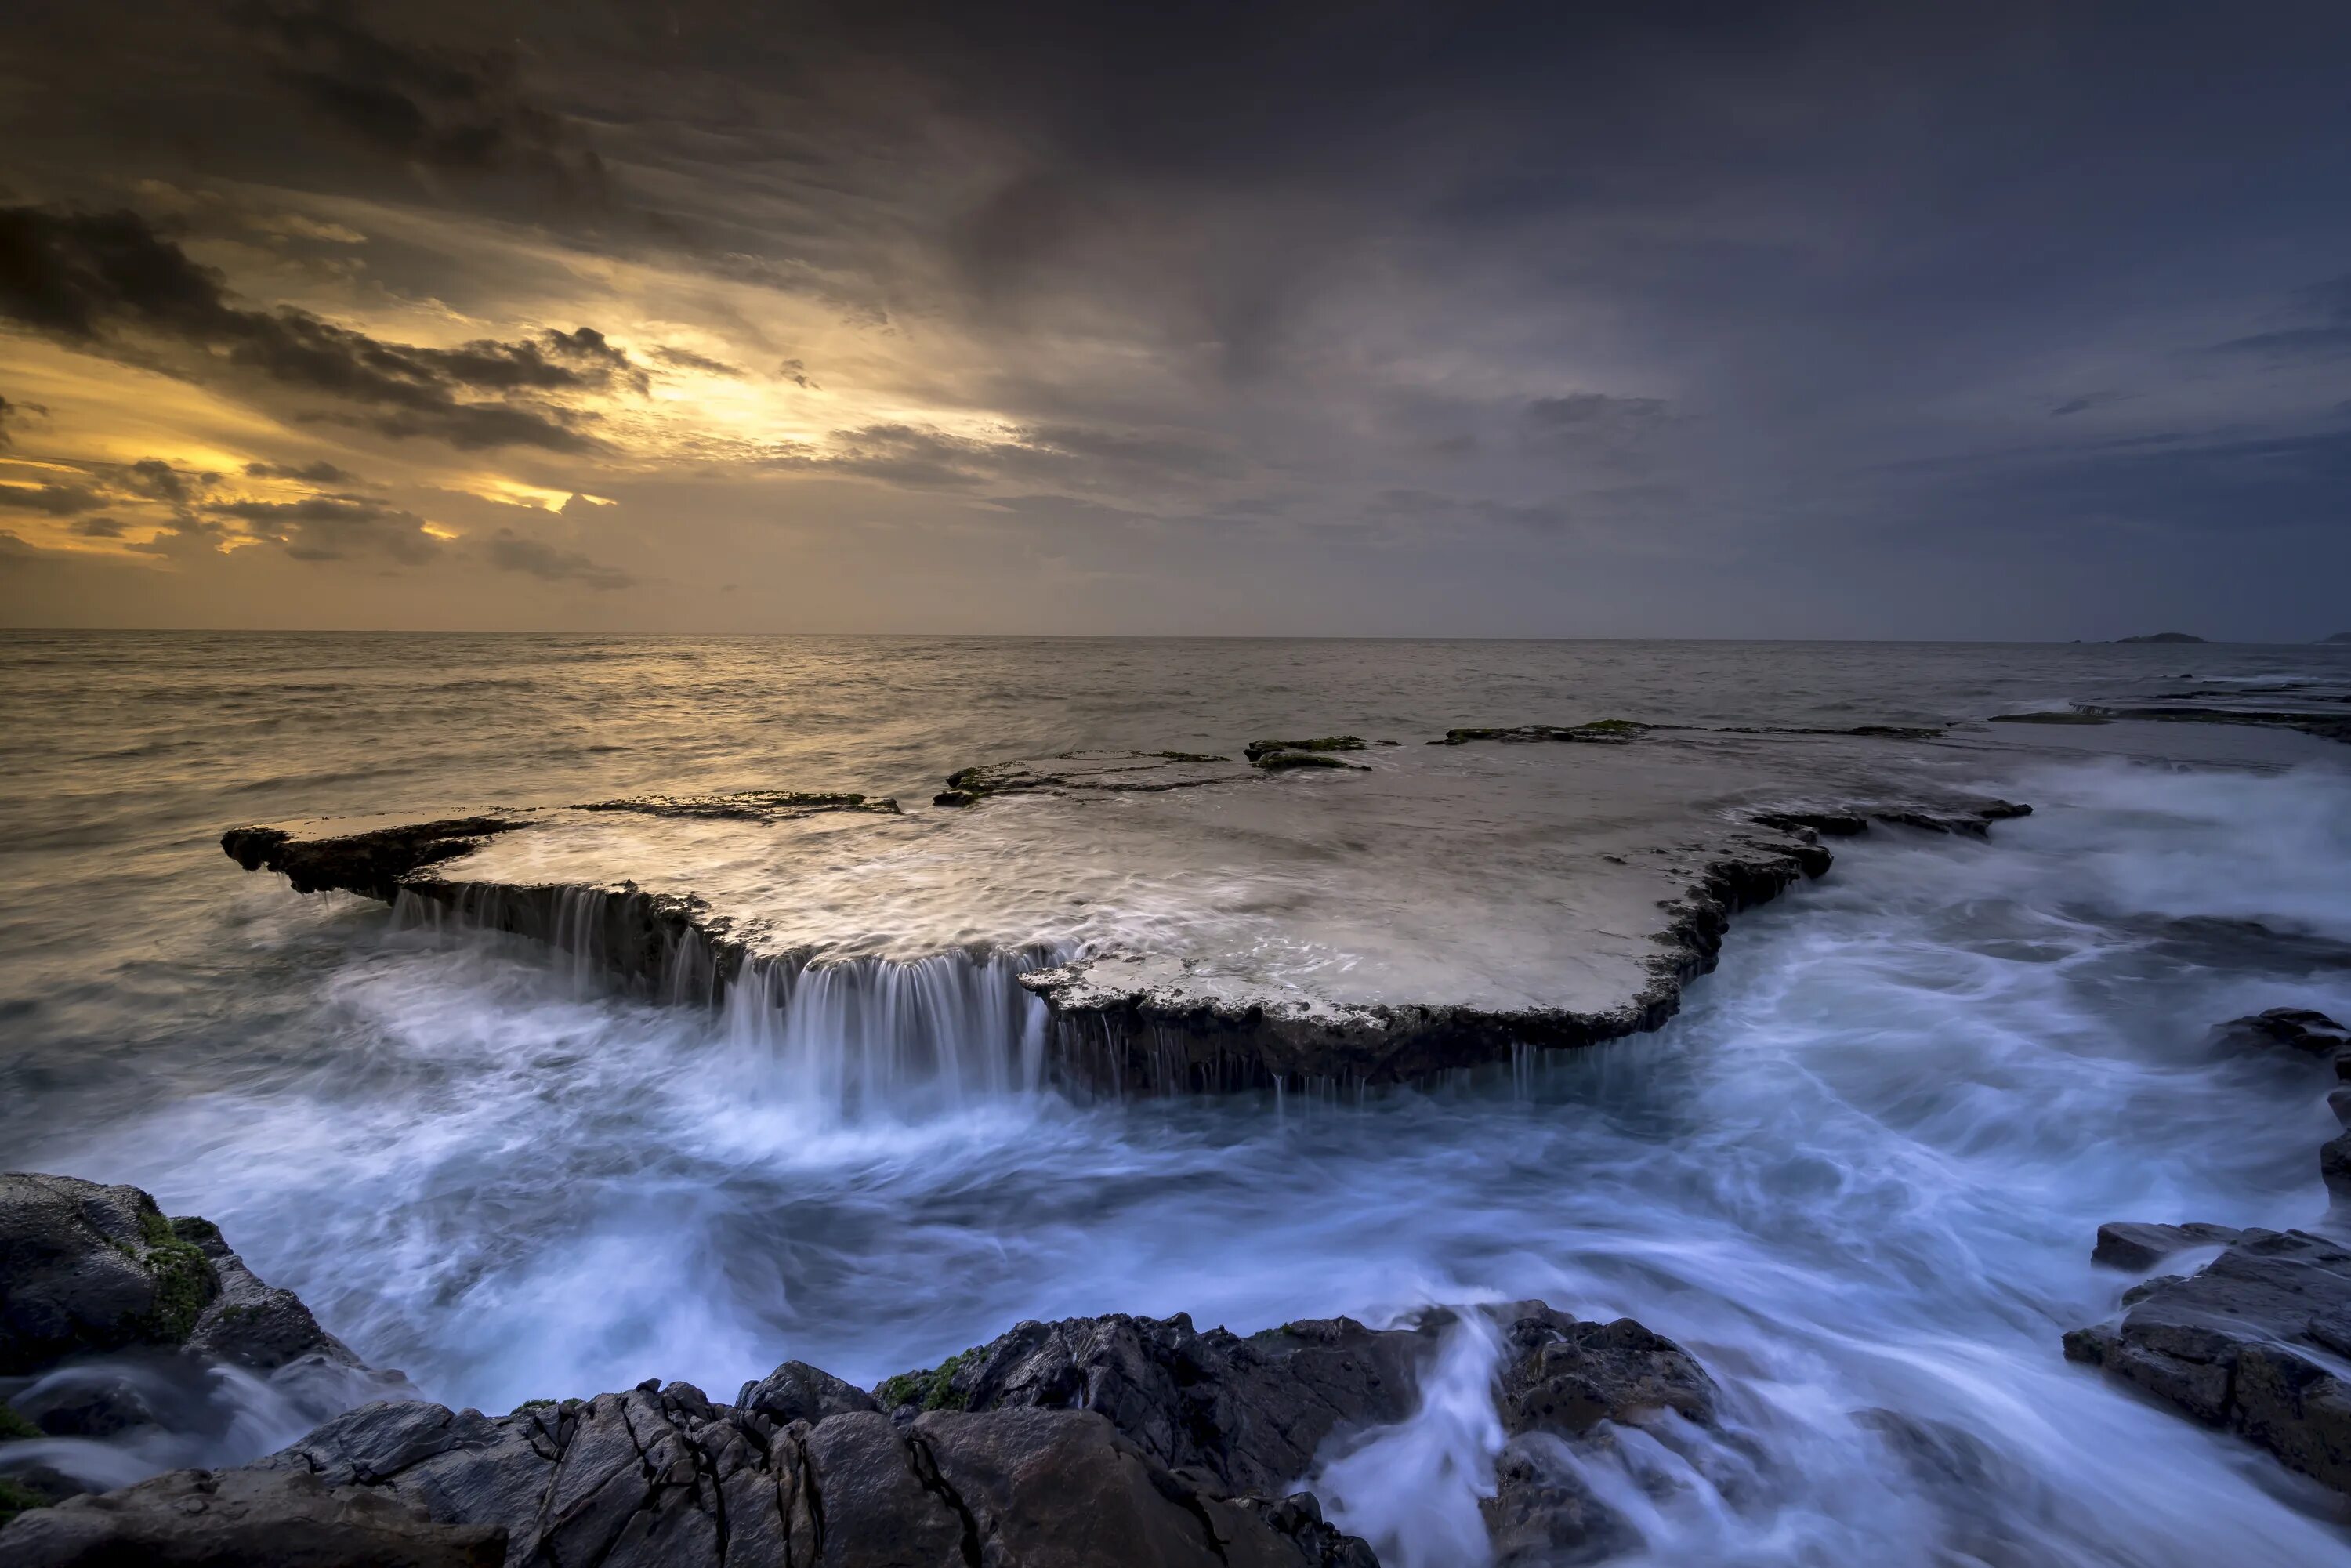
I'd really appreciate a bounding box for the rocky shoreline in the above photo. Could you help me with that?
[2,1175,1721,1566]
[9,1006,2351,1562]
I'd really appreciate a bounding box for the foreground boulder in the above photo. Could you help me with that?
[0,1466,504,1567]
[1,1173,364,1389]
[2,1172,396,1529]
[2213,1007,2351,1063]
[2091,1221,2243,1272]
[1,1299,1723,1566]
[2065,1229,2351,1492]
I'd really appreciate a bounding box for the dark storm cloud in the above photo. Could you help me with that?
[0,393,46,446]
[234,2,605,193]
[126,458,215,506]
[208,494,440,562]
[245,459,364,484]
[484,528,634,589]
[7,0,2351,632]
[71,515,127,538]
[0,481,104,516]
[0,205,629,452]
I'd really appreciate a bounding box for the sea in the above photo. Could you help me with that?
[4,632,2351,1565]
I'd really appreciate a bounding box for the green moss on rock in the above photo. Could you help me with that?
[0,1403,42,1442]
[129,1203,216,1345]
[877,1349,976,1411]
[0,1476,53,1527]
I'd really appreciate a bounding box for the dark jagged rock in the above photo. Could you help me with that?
[1868,799,2033,837]
[2077,704,2351,746]
[879,1309,1433,1492]
[737,1359,878,1425]
[1491,1310,1715,1436]
[1476,1306,1723,1565]
[1748,799,2029,842]
[0,1174,352,1380]
[86,1367,1379,1567]
[2064,1228,2351,1492]
[2092,1221,2244,1272]
[2213,1007,2351,1058]
[1244,736,1372,762]
[1253,751,1365,772]
[0,1466,505,1566]
[2,1298,1721,1566]
[2,1175,389,1534]
[221,817,516,900]
[1430,722,1645,746]
[1988,711,2112,725]
[575,790,901,820]
[934,749,1238,807]
[1748,809,1871,838]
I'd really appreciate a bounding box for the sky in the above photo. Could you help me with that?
[2,1,2348,638]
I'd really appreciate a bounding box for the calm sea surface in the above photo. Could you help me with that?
[5,633,2351,1564]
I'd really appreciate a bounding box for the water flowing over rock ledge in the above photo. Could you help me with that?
[219,733,2036,1096]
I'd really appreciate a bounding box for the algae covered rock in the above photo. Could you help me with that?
[0,1174,218,1374]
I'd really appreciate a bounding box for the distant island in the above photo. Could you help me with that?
[2325,632,2351,644]
[2116,632,2206,643]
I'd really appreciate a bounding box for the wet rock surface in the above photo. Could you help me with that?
[2067,1017,2351,1493]
[0,1174,357,1382]
[222,817,518,901]
[2,1174,401,1535]
[2078,704,2351,746]
[2214,1007,2351,1059]
[2064,1229,2351,1492]
[1244,736,1382,761]
[219,731,2043,1097]
[1431,722,1646,745]
[932,748,1240,806]
[0,1465,505,1567]
[1016,831,1846,1092]
[574,791,902,821]
[2091,1221,2244,1272]
[0,1298,1725,1566]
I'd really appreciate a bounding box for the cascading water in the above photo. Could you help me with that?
[10,634,2351,1564]
[395,884,1060,1122]
[719,949,1052,1120]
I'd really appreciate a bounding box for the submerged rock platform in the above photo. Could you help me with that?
[221,724,2038,1094]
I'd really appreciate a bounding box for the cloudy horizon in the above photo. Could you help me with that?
[4,2,2348,639]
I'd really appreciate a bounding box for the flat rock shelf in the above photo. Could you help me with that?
[221,726,2033,1094]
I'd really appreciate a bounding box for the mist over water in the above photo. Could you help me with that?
[5,634,2351,1563]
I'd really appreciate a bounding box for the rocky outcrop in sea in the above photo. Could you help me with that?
[2063,1007,2351,1494]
